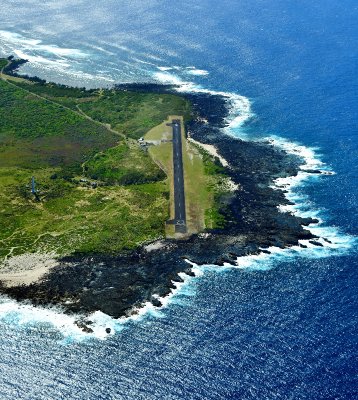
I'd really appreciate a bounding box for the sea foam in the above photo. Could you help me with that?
[186,68,209,76]
[0,271,198,343]
[67,70,350,340]
[0,55,355,342]
[0,297,118,343]
[0,30,87,59]
[0,30,116,85]
[153,68,356,260]
[153,70,253,133]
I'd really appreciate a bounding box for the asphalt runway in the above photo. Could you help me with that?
[171,119,187,233]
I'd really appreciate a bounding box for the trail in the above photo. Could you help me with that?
[0,62,125,139]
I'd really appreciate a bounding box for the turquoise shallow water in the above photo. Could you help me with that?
[0,1,357,398]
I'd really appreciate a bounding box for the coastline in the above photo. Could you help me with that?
[0,79,328,329]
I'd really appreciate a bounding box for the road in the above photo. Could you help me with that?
[171,119,187,233]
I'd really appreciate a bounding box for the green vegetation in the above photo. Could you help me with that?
[84,142,165,185]
[0,80,118,170]
[0,59,8,70]
[0,57,227,264]
[201,154,229,230]
[14,82,192,139]
[0,168,169,258]
[79,91,191,139]
[0,58,191,260]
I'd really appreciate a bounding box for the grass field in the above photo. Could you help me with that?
[0,169,169,259]
[13,81,192,139]
[0,80,119,170]
[0,57,227,264]
[0,59,8,70]
[0,58,187,261]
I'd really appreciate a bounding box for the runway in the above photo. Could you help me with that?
[171,119,187,233]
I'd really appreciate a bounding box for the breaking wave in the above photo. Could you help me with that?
[0,46,354,342]
[152,69,356,272]
[0,272,197,343]
[0,30,87,60]
[0,30,116,85]
[153,69,253,134]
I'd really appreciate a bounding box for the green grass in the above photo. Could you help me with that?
[0,59,191,261]
[15,82,94,99]
[13,82,192,139]
[0,169,169,257]
[0,80,98,141]
[84,142,166,185]
[0,80,119,171]
[0,59,8,70]
[72,91,191,139]
[0,56,227,264]
[181,131,227,232]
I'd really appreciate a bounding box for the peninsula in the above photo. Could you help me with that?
[0,57,323,328]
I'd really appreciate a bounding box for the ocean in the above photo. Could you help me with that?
[0,0,357,398]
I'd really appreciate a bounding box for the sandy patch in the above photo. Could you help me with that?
[0,253,59,287]
[223,177,240,192]
[188,137,229,167]
[144,240,167,252]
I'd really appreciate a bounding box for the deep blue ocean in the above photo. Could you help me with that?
[0,1,357,399]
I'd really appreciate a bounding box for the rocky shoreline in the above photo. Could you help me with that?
[0,84,322,322]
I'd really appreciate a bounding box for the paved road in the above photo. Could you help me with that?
[171,119,187,233]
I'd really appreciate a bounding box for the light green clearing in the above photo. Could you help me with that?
[145,116,226,237]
